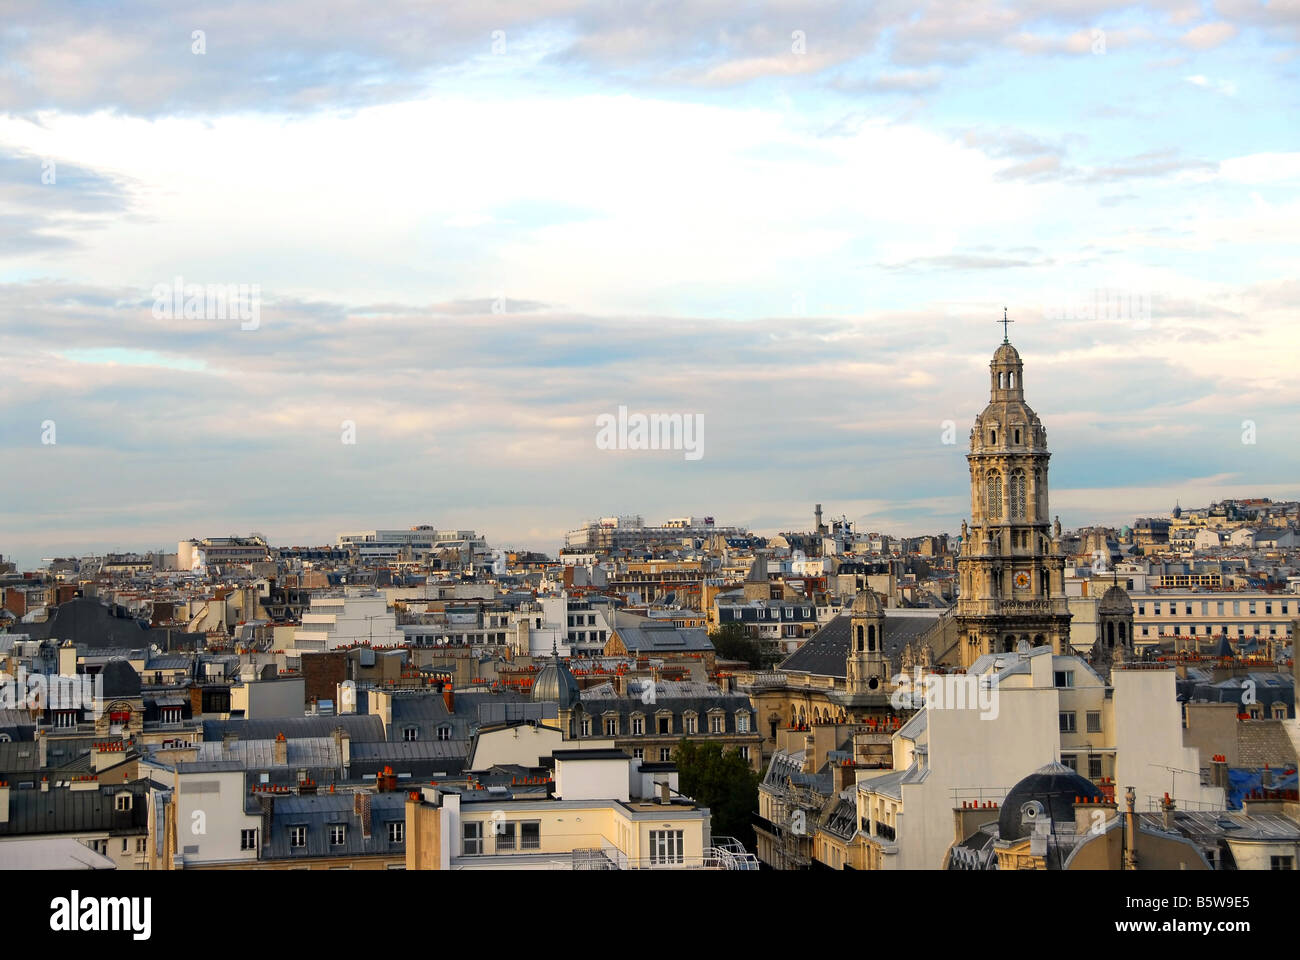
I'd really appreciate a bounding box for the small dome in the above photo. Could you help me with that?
[992,342,1021,364]
[1098,584,1133,615]
[531,651,581,708]
[998,761,1103,841]
[851,589,883,617]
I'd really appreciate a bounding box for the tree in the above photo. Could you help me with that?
[709,622,761,668]
[674,738,760,851]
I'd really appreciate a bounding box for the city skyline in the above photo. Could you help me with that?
[3,3,1298,568]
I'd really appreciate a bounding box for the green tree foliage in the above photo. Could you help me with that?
[674,738,760,851]
[709,622,762,668]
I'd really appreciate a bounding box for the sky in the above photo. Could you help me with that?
[1,1,1298,567]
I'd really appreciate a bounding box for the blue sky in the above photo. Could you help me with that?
[1,1,1298,566]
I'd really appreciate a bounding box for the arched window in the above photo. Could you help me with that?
[987,471,1002,519]
[1008,372,1015,389]
[1118,622,1126,641]
[1010,471,1026,518]
[867,624,876,652]
[998,372,1005,388]
[856,625,864,652]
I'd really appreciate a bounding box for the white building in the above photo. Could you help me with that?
[293,591,404,652]
[855,644,1225,869]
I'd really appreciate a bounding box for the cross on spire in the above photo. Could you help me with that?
[998,307,1013,343]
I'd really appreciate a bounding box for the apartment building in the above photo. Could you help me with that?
[1132,591,1298,647]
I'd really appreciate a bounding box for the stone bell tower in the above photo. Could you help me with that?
[846,589,888,696]
[955,317,1071,668]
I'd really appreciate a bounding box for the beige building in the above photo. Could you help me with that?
[405,749,757,869]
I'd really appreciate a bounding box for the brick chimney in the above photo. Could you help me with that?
[802,733,816,774]
[442,681,454,714]
[353,790,372,838]
[274,732,287,766]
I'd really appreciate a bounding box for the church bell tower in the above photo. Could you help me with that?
[955,314,1071,667]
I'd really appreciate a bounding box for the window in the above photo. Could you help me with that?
[986,471,1002,519]
[709,714,724,734]
[1059,712,1077,733]
[136,838,147,854]
[290,826,307,848]
[241,829,258,850]
[437,726,451,741]
[387,822,404,844]
[403,726,418,742]
[580,718,592,736]
[1086,711,1101,733]
[738,746,750,761]
[649,830,684,865]
[1054,671,1074,688]
[659,748,671,762]
[115,793,133,812]
[736,713,750,733]
[1060,754,1077,773]
[631,716,644,735]
[1088,755,1103,779]
[463,821,482,855]
[1271,856,1294,870]
[633,747,644,760]
[520,821,540,850]
[495,821,516,851]
[329,824,346,846]
[657,715,672,735]
[683,715,697,734]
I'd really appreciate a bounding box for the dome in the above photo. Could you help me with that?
[851,589,883,617]
[531,648,581,708]
[1098,584,1134,615]
[992,342,1021,364]
[998,761,1103,841]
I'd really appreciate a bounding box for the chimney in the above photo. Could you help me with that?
[1262,763,1272,788]
[274,732,287,766]
[802,733,816,774]
[36,729,46,768]
[659,779,670,804]
[1210,756,1229,791]
[833,758,855,794]
[377,765,397,793]
[442,681,454,714]
[0,782,8,823]
[353,790,372,838]
[222,730,238,756]
[1161,793,1176,830]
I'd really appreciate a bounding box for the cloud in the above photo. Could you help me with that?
[1184,73,1238,95]
[1180,21,1239,49]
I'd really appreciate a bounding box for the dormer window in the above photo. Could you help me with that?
[990,429,997,445]
[1014,428,1020,444]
